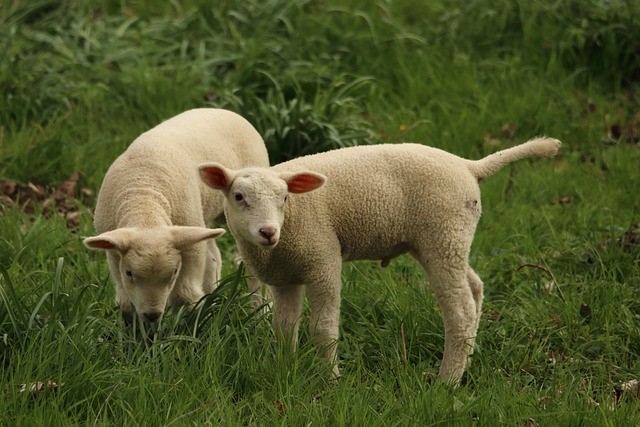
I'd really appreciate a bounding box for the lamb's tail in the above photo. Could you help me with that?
[466,136,561,181]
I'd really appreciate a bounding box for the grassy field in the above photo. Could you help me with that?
[1,0,640,425]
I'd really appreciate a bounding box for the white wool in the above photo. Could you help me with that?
[84,108,269,322]
[200,136,560,384]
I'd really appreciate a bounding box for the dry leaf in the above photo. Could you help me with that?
[0,174,93,231]
[618,228,639,253]
[546,352,556,368]
[501,123,517,139]
[58,172,81,197]
[544,280,555,294]
[18,380,61,396]
[1,180,16,197]
[606,379,640,409]
[483,135,501,148]
[551,196,573,205]
[66,211,82,229]
[0,194,14,209]
[485,311,500,321]
[608,121,640,145]
[27,182,45,197]
[620,380,640,398]
[579,303,592,322]
[538,395,553,408]
[80,187,93,202]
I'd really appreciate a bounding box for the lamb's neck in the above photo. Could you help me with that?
[114,187,173,228]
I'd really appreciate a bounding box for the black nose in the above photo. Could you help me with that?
[259,227,276,240]
[143,312,162,323]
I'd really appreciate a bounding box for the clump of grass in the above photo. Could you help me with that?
[239,74,374,163]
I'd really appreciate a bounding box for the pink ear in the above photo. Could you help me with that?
[84,237,118,250]
[200,164,229,190]
[285,172,326,194]
[84,229,132,252]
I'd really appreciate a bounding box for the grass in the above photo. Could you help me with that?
[1,0,640,425]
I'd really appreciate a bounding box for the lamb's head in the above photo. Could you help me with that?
[199,163,325,249]
[84,226,224,322]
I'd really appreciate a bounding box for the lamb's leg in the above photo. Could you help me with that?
[248,275,271,311]
[270,285,304,352]
[415,254,477,385]
[466,267,484,353]
[170,244,207,307]
[306,267,343,380]
[107,252,133,324]
[433,264,477,384]
[203,240,222,294]
[233,254,271,310]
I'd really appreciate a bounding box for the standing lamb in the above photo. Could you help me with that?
[199,137,561,384]
[84,108,269,323]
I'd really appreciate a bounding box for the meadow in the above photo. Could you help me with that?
[1,0,639,425]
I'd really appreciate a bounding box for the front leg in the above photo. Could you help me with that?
[107,252,133,324]
[248,275,271,311]
[203,240,222,294]
[233,254,271,311]
[306,265,343,379]
[169,244,207,307]
[270,285,304,351]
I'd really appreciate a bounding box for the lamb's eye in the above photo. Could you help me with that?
[173,268,178,275]
[125,270,133,278]
[284,196,288,203]
[234,193,243,202]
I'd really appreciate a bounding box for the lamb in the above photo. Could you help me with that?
[198,136,561,384]
[84,108,269,323]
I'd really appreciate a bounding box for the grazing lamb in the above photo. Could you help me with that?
[84,108,269,323]
[199,137,561,384]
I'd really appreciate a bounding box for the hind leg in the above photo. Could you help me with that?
[433,263,477,384]
[466,267,484,353]
[413,249,478,385]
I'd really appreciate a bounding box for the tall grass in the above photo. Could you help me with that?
[1,0,639,424]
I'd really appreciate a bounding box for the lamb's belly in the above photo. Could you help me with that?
[342,240,411,263]
[336,210,410,262]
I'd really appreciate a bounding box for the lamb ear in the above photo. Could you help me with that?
[199,163,233,191]
[83,230,131,252]
[280,171,327,194]
[170,226,225,249]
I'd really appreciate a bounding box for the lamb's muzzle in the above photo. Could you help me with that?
[259,226,278,246]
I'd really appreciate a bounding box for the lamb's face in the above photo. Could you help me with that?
[84,226,224,323]
[199,163,327,250]
[226,172,288,248]
[117,238,182,322]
